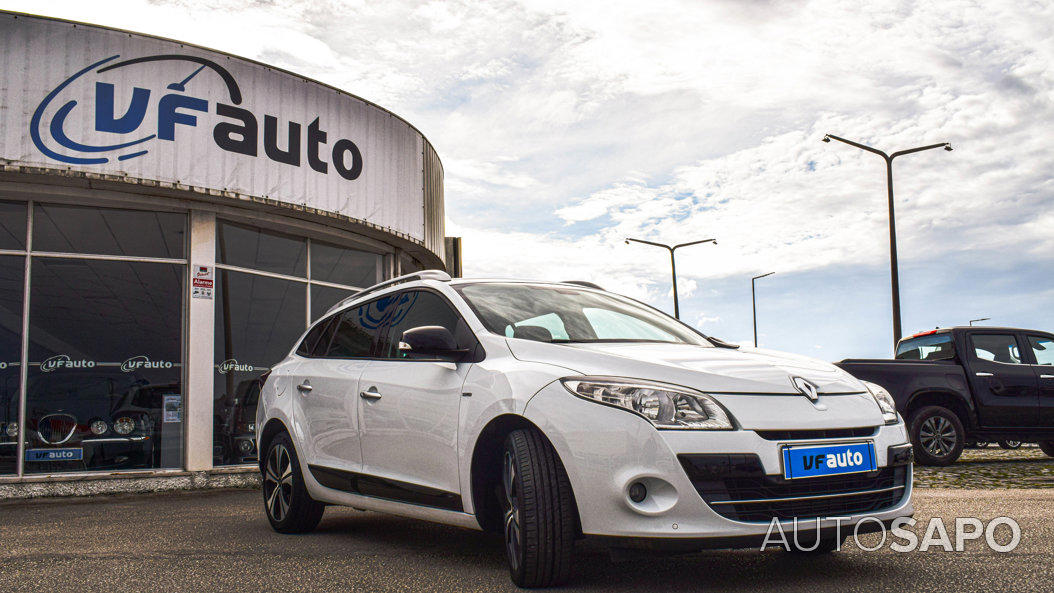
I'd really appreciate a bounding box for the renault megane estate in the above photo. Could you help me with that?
[256,270,913,587]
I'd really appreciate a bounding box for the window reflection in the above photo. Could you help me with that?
[33,204,184,258]
[25,258,183,473]
[214,269,306,465]
[217,220,307,277]
[311,241,382,288]
[0,255,24,474]
[0,201,26,250]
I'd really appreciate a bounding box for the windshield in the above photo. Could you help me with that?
[896,333,955,361]
[456,283,712,346]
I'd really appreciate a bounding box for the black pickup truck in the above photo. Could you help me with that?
[837,327,1054,465]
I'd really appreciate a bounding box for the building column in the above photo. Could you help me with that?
[185,211,215,471]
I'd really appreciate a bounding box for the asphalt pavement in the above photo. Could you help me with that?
[1,486,1051,593]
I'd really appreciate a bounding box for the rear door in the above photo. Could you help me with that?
[965,332,1040,427]
[1024,334,1054,427]
[357,290,474,509]
[296,298,391,473]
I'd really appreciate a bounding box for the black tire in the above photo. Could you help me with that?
[262,432,324,534]
[501,428,576,588]
[999,440,1022,450]
[1039,441,1054,457]
[909,406,965,466]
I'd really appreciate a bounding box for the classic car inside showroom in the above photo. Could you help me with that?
[0,11,456,494]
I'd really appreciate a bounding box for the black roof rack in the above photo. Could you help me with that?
[562,280,604,290]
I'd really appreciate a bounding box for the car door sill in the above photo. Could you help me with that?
[308,464,464,512]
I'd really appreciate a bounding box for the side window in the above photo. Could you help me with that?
[1028,336,1054,366]
[380,291,462,358]
[296,316,337,356]
[327,302,385,358]
[970,334,1022,364]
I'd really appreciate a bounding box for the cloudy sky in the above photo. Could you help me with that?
[6,0,1052,359]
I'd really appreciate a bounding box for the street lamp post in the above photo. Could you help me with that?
[822,133,952,346]
[751,272,774,347]
[969,317,990,326]
[625,237,717,319]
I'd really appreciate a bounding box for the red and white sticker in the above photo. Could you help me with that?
[192,265,214,299]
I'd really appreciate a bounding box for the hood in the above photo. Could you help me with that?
[507,340,864,394]
[507,339,882,429]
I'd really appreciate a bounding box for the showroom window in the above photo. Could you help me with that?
[0,201,187,477]
[213,220,386,466]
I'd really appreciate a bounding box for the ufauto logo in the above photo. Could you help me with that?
[31,54,363,179]
[120,355,175,372]
[218,359,256,374]
[40,354,95,372]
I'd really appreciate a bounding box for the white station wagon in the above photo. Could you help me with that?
[256,271,913,587]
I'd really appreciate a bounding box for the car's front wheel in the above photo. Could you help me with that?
[501,428,576,588]
[1039,441,1054,457]
[910,406,965,466]
[262,432,324,534]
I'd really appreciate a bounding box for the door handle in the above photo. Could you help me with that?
[975,372,994,377]
[359,388,382,401]
[296,381,313,393]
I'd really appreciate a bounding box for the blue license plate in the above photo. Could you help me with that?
[26,448,83,462]
[782,442,876,479]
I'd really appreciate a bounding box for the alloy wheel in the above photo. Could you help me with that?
[264,443,293,523]
[919,416,957,457]
[502,450,522,571]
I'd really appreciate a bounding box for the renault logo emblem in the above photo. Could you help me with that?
[792,376,819,401]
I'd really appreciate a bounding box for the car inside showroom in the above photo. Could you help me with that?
[0,11,455,489]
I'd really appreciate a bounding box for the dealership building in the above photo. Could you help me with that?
[0,12,456,494]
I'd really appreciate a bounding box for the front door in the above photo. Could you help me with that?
[965,332,1040,427]
[358,290,472,509]
[1025,334,1054,427]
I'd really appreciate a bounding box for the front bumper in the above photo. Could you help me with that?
[523,382,913,540]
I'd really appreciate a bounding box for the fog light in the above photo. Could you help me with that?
[628,482,648,503]
[90,420,108,435]
[113,417,134,435]
[238,439,254,453]
[5,422,17,437]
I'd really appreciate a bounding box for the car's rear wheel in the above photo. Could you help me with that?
[501,428,576,588]
[263,432,324,534]
[998,440,1022,450]
[1039,441,1054,457]
[910,406,965,466]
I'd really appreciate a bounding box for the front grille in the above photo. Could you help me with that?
[755,427,877,441]
[679,453,907,523]
[37,414,78,445]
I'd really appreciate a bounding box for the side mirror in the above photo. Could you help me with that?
[399,326,467,361]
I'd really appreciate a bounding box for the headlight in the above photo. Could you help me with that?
[561,377,733,430]
[863,381,898,424]
[113,416,135,435]
[4,422,17,438]
[90,420,108,435]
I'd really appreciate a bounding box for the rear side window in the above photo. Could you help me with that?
[896,333,955,361]
[328,307,376,358]
[296,316,338,356]
[970,334,1022,364]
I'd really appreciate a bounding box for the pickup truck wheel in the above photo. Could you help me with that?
[998,440,1022,450]
[501,428,576,588]
[910,406,965,466]
[1039,441,1054,457]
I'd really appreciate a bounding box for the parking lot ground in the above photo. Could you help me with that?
[914,445,1053,488]
[1,487,1051,593]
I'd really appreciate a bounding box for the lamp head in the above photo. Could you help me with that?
[944,144,953,152]
[821,135,831,143]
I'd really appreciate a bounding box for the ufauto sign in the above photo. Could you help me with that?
[0,13,427,241]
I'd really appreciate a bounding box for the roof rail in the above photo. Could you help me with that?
[326,270,451,315]
[562,280,604,290]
